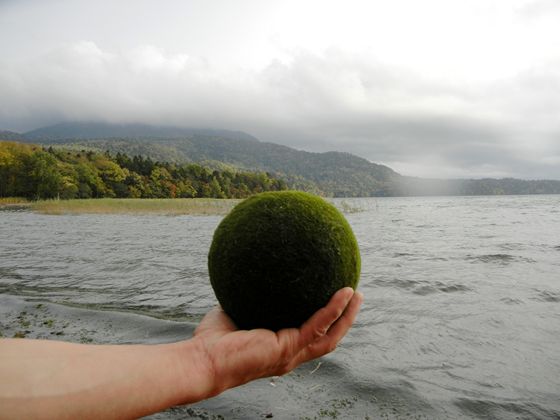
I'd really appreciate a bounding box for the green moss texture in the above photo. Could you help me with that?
[208,191,360,331]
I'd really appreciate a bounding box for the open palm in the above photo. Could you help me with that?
[194,287,363,395]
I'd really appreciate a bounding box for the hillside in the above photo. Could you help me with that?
[4,122,560,197]
[396,176,560,196]
[24,122,257,143]
[18,122,400,196]
[0,141,286,200]
[0,130,25,141]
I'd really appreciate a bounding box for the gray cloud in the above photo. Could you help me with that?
[1,42,559,179]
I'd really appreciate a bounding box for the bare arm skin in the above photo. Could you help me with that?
[0,288,362,419]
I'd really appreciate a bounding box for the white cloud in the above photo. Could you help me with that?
[1,0,560,179]
[126,46,190,74]
[1,42,560,179]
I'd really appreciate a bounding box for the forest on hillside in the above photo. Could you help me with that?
[5,120,560,198]
[0,141,287,200]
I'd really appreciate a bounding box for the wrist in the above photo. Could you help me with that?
[173,337,221,403]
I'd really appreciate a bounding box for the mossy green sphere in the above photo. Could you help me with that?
[208,191,360,331]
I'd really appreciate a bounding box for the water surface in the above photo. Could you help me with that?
[1,195,559,419]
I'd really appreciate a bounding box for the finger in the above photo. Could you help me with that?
[298,287,354,347]
[326,291,363,341]
[306,291,363,358]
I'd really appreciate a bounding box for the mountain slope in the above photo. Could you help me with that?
[21,122,400,196]
[24,122,257,142]
[12,121,560,197]
[0,130,25,141]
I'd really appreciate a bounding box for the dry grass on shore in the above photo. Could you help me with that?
[0,197,32,210]
[15,198,240,215]
[0,197,29,205]
[1,197,362,216]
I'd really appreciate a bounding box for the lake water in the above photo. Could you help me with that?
[1,195,559,419]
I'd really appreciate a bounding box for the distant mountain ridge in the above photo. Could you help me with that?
[0,130,25,141]
[4,121,560,197]
[16,122,400,196]
[24,122,258,143]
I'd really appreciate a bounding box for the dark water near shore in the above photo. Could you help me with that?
[1,195,560,419]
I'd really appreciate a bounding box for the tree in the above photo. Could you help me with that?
[24,151,64,199]
[0,141,290,200]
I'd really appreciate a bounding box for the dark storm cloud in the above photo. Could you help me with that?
[251,112,522,178]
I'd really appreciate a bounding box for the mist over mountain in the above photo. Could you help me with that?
[23,122,258,143]
[17,122,400,196]
[6,122,560,197]
[0,130,25,141]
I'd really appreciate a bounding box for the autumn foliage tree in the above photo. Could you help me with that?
[0,141,287,200]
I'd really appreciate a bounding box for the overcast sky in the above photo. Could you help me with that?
[1,0,559,179]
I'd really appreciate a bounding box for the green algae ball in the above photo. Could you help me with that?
[208,191,360,331]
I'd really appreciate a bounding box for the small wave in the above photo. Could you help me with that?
[413,285,439,295]
[0,268,24,280]
[498,243,525,251]
[393,252,415,257]
[500,297,523,305]
[0,294,196,345]
[434,282,471,293]
[466,254,535,264]
[454,397,560,420]
[392,252,446,261]
[468,253,515,263]
[478,234,497,239]
[345,379,436,418]
[554,245,560,251]
[379,277,471,295]
[426,256,449,261]
[533,289,560,303]
[412,282,471,296]
[385,278,420,289]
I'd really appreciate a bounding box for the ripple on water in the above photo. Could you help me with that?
[432,282,472,294]
[498,243,526,251]
[412,282,472,296]
[466,253,536,264]
[0,268,24,280]
[454,397,560,420]
[3,197,560,419]
[393,252,415,257]
[500,297,524,305]
[378,277,420,289]
[377,277,472,295]
[532,289,560,303]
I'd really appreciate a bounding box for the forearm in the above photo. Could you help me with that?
[0,338,215,419]
[0,290,361,418]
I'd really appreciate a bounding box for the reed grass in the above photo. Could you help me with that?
[0,197,32,210]
[2,197,361,216]
[30,198,241,215]
[0,197,29,205]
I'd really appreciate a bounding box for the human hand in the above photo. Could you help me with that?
[0,288,361,419]
[193,287,363,397]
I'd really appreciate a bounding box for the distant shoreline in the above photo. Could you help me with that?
[0,197,361,216]
[2,195,558,216]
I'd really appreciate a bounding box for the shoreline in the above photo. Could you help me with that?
[0,197,363,215]
[0,198,241,216]
[0,293,196,344]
